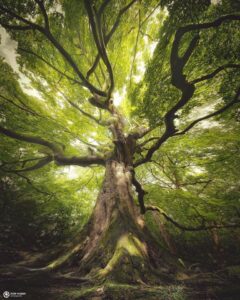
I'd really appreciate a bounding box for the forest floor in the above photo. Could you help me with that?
[0,246,240,299]
[0,275,240,300]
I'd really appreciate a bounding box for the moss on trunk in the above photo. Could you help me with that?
[65,160,176,284]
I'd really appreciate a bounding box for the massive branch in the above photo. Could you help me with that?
[134,14,240,167]
[0,125,105,168]
[86,0,137,81]
[84,0,114,102]
[0,2,106,97]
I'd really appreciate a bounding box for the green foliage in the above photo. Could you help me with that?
[0,0,240,257]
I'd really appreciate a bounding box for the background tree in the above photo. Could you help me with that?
[0,0,240,287]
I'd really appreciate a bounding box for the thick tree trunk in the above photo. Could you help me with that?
[82,160,140,257]
[59,159,172,283]
[1,160,175,285]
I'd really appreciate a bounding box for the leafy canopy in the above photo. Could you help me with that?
[0,0,240,245]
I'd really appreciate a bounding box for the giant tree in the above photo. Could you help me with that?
[0,0,240,283]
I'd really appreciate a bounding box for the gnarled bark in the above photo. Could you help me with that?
[65,160,168,283]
